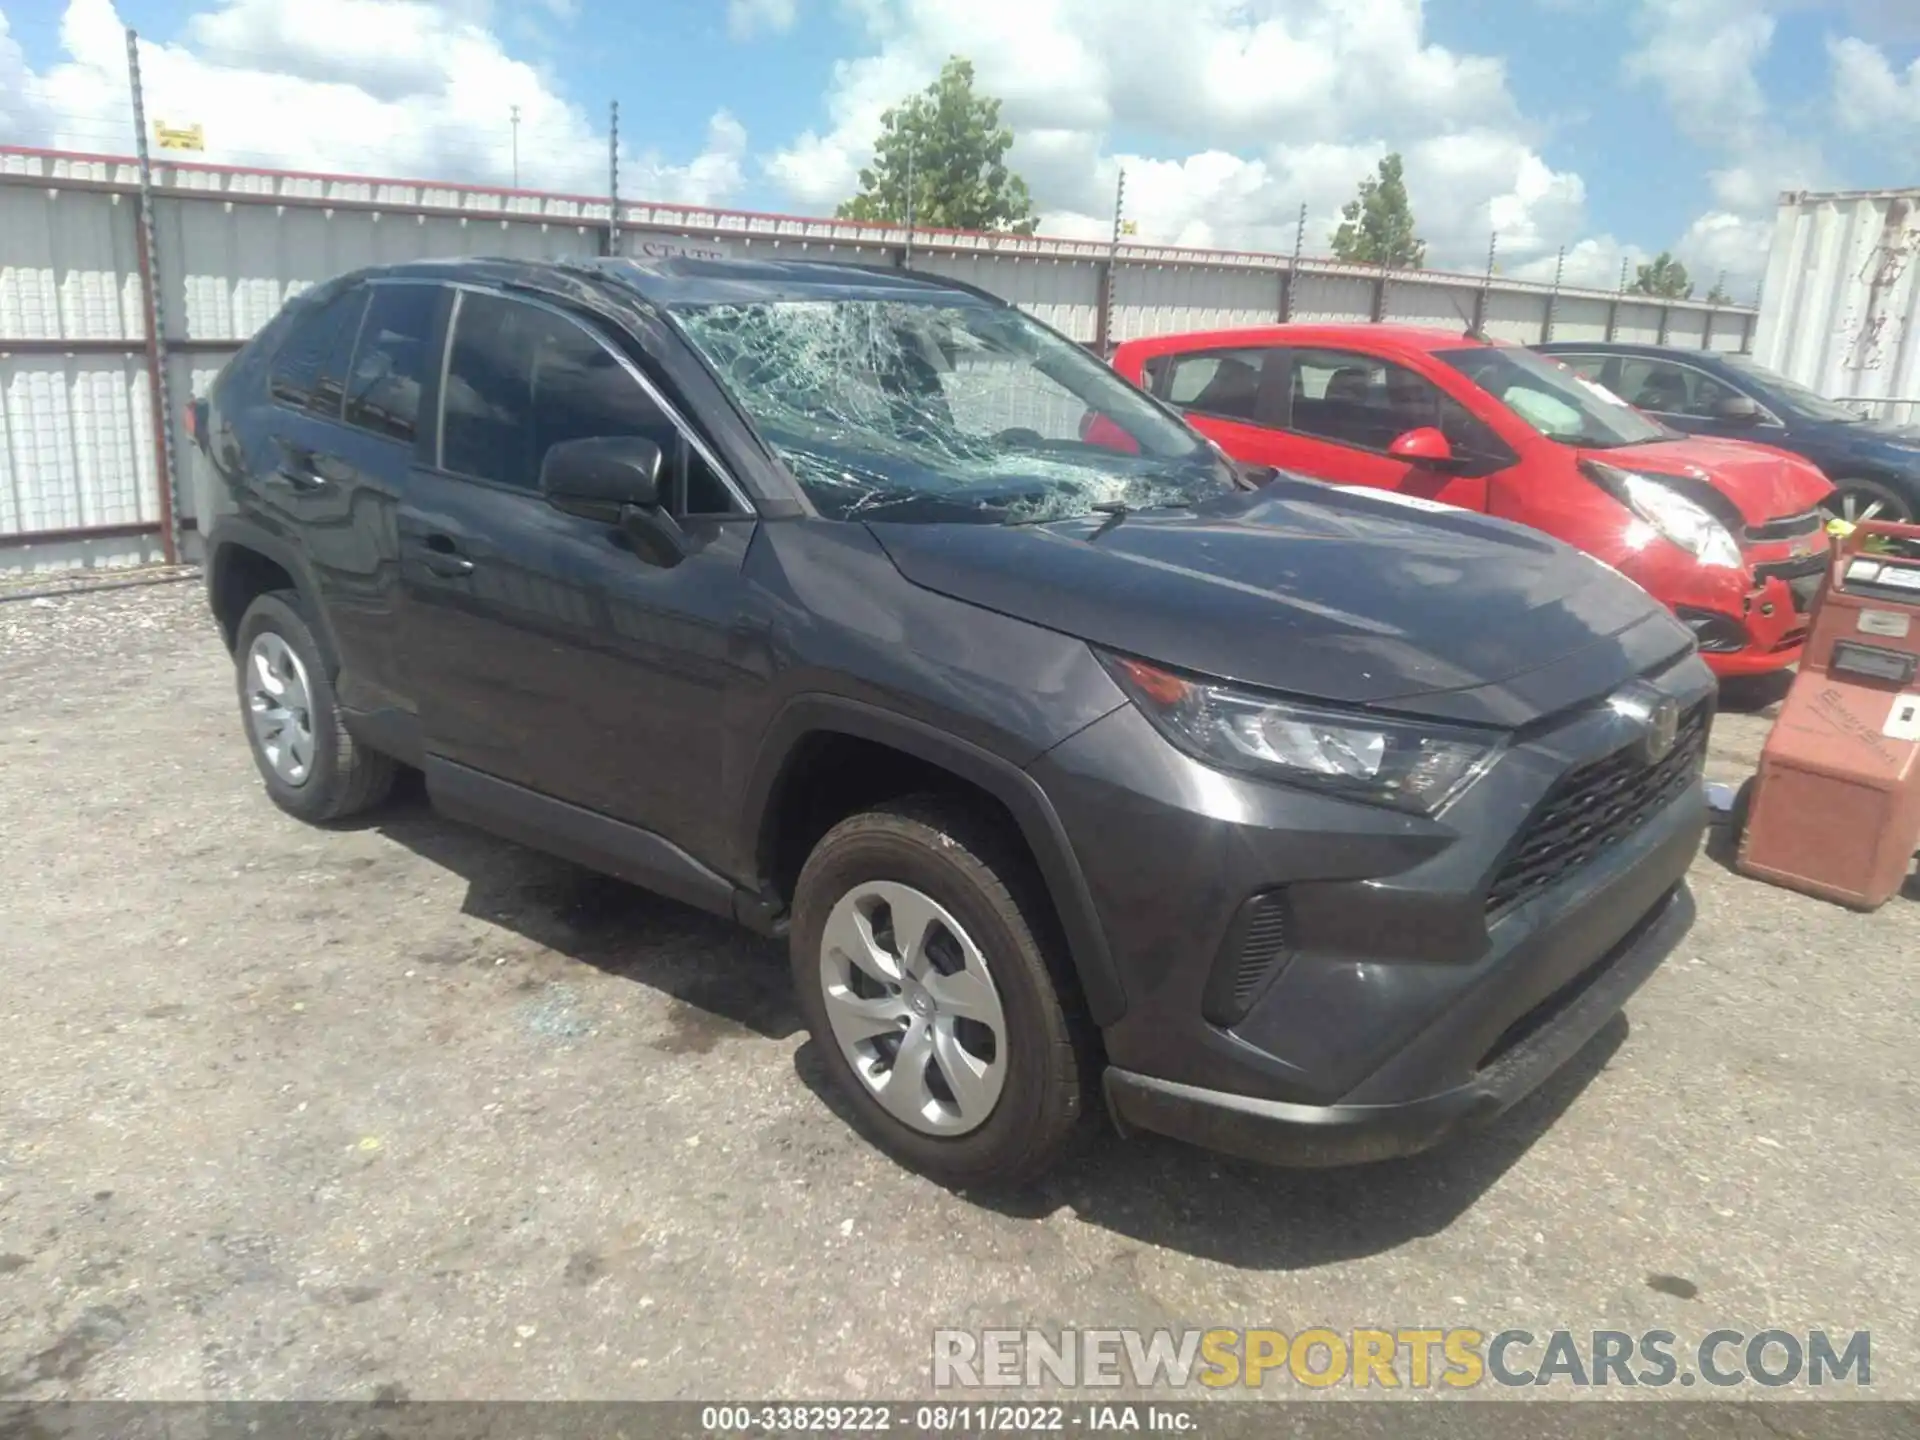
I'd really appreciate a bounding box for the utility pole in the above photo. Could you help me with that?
[903,134,915,270]
[1543,243,1566,342]
[125,27,181,566]
[1618,256,1631,293]
[510,105,520,189]
[1106,167,1127,351]
[607,100,620,258]
[1282,202,1306,322]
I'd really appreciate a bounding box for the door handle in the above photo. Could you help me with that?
[271,445,326,489]
[421,534,475,578]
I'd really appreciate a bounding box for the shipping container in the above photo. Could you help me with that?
[1754,188,1920,423]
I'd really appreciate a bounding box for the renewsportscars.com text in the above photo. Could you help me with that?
[932,1327,1871,1391]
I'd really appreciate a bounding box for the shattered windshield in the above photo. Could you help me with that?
[1436,344,1673,449]
[670,295,1233,523]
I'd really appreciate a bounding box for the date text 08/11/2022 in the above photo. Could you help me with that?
[697,1403,1193,1432]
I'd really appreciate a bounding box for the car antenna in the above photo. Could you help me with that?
[1447,292,1490,344]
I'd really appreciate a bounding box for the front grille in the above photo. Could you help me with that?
[1744,509,1826,544]
[1485,702,1709,917]
[1201,892,1293,1025]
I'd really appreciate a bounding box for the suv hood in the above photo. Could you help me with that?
[1588,436,1833,523]
[868,479,1695,729]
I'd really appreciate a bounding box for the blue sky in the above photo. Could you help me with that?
[3,0,1917,290]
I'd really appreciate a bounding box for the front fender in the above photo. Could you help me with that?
[738,693,1127,1026]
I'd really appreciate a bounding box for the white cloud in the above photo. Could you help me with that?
[1624,0,1776,150]
[765,0,1587,273]
[1620,0,1825,291]
[3,0,746,206]
[1673,211,1773,296]
[1829,35,1920,135]
[727,0,798,42]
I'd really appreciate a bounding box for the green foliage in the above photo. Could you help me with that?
[1705,278,1733,304]
[838,58,1037,235]
[1632,252,1694,299]
[1330,153,1426,269]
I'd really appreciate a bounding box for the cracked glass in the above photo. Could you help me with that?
[672,296,1236,523]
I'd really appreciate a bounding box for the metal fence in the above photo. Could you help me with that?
[1,131,1759,574]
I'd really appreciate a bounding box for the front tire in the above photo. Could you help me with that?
[234,590,395,823]
[790,796,1090,1187]
[1824,477,1914,526]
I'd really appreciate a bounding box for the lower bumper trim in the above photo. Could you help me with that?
[1103,883,1694,1168]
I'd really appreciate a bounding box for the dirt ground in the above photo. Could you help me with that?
[2,577,1916,1404]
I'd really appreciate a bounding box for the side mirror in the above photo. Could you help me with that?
[541,436,663,514]
[1712,394,1762,424]
[541,435,687,568]
[1388,427,1455,464]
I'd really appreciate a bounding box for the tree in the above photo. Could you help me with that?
[1330,153,1426,269]
[838,58,1037,235]
[1631,252,1694,299]
[1705,278,1733,305]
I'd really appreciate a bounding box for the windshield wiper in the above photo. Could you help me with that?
[1087,500,1131,540]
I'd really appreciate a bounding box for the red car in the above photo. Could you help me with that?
[1110,326,1835,677]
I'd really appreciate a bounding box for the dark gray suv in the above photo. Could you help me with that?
[190,256,1712,1187]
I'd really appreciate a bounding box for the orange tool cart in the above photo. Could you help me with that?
[1737,520,1920,910]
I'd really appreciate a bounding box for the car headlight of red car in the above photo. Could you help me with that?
[1581,460,1744,570]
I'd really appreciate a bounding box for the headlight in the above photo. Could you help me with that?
[1582,461,1743,569]
[1102,654,1504,816]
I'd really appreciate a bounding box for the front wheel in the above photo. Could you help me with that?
[1823,477,1914,527]
[790,796,1090,1187]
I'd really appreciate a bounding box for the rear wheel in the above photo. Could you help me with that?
[790,796,1090,1187]
[234,591,395,823]
[1823,477,1913,526]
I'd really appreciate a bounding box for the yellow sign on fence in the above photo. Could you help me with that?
[154,121,204,152]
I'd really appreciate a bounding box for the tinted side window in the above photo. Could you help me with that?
[1615,358,1742,419]
[1159,348,1280,423]
[442,293,733,513]
[309,289,368,419]
[1287,348,1510,463]
[343,284,439,444]
[269,289,366,414]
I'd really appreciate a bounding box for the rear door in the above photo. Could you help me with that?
[1140,347,1297,465]
[257,280,436,717]
[399,287,760,866]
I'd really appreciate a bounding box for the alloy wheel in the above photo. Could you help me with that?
[817,880,1009,1137]
[1828,487,1911,526]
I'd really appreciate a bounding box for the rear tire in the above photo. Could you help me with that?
[790,795,1090,1188]
[234,590,395,824]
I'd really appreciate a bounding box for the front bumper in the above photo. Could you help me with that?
[1104,882,1691,1166]
[1665,560,1824,678]
[1031,650,1713,1166]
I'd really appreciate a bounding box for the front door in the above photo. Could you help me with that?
[399,288,761,868]
[1266,348,1507,510]
[1606,354,1788,445]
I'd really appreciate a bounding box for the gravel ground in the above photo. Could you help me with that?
[1,578,1916,1406]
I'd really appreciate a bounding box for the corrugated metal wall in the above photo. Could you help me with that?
[1754,189,1920,415]
[1,145,1757,574]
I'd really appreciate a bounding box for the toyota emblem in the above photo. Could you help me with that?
[1641,697,1681,764]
